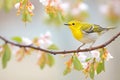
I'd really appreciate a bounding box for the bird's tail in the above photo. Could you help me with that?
[99,26,116,34]
[104,26,116,31]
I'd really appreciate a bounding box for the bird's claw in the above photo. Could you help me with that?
[76,43,85,53]
[76,47,80,53]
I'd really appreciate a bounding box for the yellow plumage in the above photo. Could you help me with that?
[64,20,115,47]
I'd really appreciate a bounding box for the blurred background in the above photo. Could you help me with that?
[0,0,120,80]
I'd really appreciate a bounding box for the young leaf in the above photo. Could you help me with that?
[39,54,46,69]
[63,67,71,75]
[46,54,55,67]
[63,58,72,75]
[89,63,95,79]
[73,55,83,71]
[96,61,104,74]
[102,60,105,71]
[99,48,106,59]
[22,12,32,22]
[12,36,22,43]
[47,44,59,50]
[85,58,91,62]
[2,44,11,69]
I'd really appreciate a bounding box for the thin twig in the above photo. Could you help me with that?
[0,31,120,54]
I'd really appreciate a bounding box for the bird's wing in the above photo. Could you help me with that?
[82,25,94,33]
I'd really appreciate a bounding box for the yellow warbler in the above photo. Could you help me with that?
[64,20,115,48]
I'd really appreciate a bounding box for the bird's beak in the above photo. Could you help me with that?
[64,23,71,26]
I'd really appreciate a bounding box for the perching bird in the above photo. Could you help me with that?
[64,20,115,48]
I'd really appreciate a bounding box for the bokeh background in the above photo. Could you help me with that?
[0,0,120,80]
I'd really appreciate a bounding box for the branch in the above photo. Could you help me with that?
[0,31,120,55]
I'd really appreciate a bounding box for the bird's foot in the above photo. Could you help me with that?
[76,43,85,53]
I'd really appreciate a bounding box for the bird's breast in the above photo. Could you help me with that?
[72,30,83,41]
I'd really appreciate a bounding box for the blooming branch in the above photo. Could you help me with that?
[0,31,120,55]
[14,0,35,22]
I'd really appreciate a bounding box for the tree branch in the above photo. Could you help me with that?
[0,31,120,55]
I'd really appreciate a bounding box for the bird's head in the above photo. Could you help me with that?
[64,20,81,30]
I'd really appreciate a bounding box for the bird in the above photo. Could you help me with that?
[64,20,116,50]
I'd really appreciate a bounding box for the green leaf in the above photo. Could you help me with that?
[85,58,91,62]
[99,48,105,59]
[39,54,46,69]
[47,44,59,50]
[22,12,32,22]
[46,54,55,67]
[96,61,104,74]
[102,60,105,71]
[49,13,55,18]
[63,67,71,75]
[73,55,83,71]
[97,60,105,74]
[12,36,22,43]
[3,0,14,12]
[2,44,11,69]
[89,63,95,79]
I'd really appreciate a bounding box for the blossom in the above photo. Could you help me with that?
[78,2,88,11]
[22,37,32,45]
[77,49,113,70]
[72,8,80,15]
[14,1,34,16]
[36,31,53,65]
[82,62,88,69]
[99,4,109,15]
[71,2,88,15]
[27,2,35,12]
[106,51,113,61]
[39,0,48,6]
[9,45,20,55]
[14,2,20,9]
[78,52,90,69]
[110,0,120,15]
[78,52,87,62]
[38,31,52,48]
[99,0,120,16]
[59,2,70,12]
[91,50,100,61]
[36,31,53,59]
[39,0,57,6]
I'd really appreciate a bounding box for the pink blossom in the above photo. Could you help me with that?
[91,50,100,61]
[71,8,80,15]
[38,31,53,48]
[27,3,35,12]
[99,5,109,14]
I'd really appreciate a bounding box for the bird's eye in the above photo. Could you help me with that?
[72,23,75,25]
